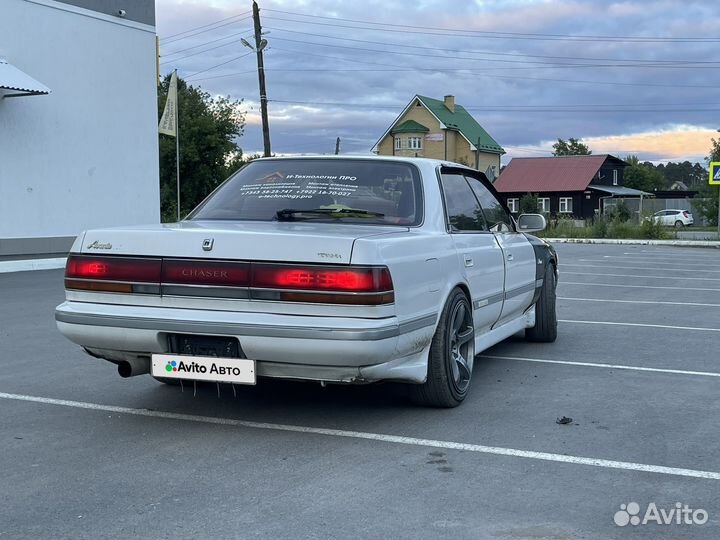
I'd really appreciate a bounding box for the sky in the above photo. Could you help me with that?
[155,0,720,165]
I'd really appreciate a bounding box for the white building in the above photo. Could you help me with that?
[0,0,159,257]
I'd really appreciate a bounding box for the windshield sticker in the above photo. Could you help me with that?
[238,175,360,199]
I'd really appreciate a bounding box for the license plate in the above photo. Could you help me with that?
[151,354,256,385]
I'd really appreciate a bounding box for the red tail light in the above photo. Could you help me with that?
[683,211,690,218]
[252,264,392,292]
[65,255,161,292]
[65,256,394,304]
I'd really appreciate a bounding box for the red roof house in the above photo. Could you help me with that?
[494,154,643,218]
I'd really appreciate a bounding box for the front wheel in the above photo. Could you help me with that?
[526,263,557,343]
[412,288,475,408]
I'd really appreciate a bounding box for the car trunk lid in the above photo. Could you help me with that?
[80,220,407,263]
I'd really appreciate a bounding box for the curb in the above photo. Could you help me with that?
[0,257,67,274]
[543,238,720,248]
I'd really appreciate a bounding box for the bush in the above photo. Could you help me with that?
[538,213,669,240]
[608,221,636,239]
[590,215,609,237]
[608,201,632,223]
[519,193,539,214]
[639,215,668,239]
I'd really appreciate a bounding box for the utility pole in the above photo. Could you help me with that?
[335,137,340,155]
[251,1,271,157]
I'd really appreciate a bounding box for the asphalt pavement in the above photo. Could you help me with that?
[1,243,719,540]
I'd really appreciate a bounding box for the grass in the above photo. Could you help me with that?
[537,216,670,240]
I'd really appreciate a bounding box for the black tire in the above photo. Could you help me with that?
[674,220,684,228]
[412,288,475,408]
[526,263,557,343]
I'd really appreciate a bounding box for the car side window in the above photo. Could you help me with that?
[440,174,488,232]
[464,175,515,233]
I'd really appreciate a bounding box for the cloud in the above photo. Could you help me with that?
[157,0,720,163]
[584,125,718,162]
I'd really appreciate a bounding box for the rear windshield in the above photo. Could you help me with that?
[189,159,423,226]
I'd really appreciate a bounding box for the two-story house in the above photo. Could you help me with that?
[372,94,505,177]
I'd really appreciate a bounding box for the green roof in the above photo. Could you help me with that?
[416,95,505,154]
[391,119,430,134]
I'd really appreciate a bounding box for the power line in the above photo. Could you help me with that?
[183,52,253,80]
[267,36,719,69]
[265,26,717,65]
[162,14,252,45]
[160,32,253,65]
[268,99,720,113]
[190,70,256,83]
[162,28,254,57]
[262,9,720,43]
[190,60,720,90]
[265,46,720,88]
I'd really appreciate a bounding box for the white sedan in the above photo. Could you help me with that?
[56,156,558,407]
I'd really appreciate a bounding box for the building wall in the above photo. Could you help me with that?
[593,162,626,186]
[500,191,592,219]
[392,106,445,159]
[476,149,501,175]
[55,0,155,25]
[0,0,159,255]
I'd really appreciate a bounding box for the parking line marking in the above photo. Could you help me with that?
[0,258,66,274]
[602,256,720,267]
[560,319,720,332]
[562,263,720,274]
[558,297,720,308]
[628,251,720,259]
[561,281,720,292]
[1,391,719,481]
[482,355,720,378]
[564,271,720,282]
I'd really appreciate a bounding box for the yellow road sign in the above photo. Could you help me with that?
[711,162,720,185]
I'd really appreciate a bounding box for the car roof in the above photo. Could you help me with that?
[252,154,473,170]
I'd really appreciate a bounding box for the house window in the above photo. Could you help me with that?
[613,169,618,186]
[538,197,550,213]
[559,197,573,213]
[507,198,519,213]
[395,137,402,150]
[408,136,422,150]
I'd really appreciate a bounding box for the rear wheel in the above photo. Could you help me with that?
[674,220,684,228]
[412,288,475,408]
[526,264,557,343]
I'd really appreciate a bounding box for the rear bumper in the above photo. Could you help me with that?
[55,301,436,382]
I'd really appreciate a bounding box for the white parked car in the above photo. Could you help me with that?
[650,209,694,227]
[56,157,558,407]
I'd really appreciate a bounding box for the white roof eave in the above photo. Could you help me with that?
[0,59,51,97]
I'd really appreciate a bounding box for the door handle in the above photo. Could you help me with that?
[507,253,514,261]
[463,255,474,267]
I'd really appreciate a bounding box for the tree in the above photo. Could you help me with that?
[552,138,591,156]
[519,193,539,214]
[623,155,665,192]
[158,74,246,222]
[608,200,631,222]
[696,138,720,226]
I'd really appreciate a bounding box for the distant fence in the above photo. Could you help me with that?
[604,197,710,225]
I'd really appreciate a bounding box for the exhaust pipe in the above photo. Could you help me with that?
[118,357,151,378]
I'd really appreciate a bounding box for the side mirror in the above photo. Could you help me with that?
[517,213,547,232]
